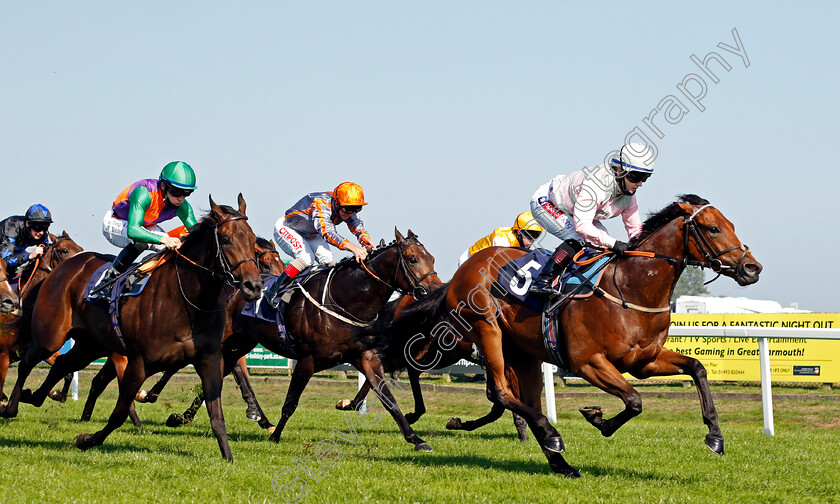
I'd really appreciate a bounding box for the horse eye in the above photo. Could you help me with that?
[220,236,231,245]
[709,226,720,234]
[409,256,419,264]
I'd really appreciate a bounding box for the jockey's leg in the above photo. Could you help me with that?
[529,239,581,296]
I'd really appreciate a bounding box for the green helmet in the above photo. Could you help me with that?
[159,161,197,190]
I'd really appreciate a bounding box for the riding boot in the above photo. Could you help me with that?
[264,271,293,309]
[529,239,582,296]
[90,244,142,299]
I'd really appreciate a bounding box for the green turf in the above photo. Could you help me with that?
[1,369,838,503]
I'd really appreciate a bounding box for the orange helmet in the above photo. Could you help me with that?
[333,182,369,206]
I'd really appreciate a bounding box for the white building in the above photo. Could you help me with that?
[674,296,810,314]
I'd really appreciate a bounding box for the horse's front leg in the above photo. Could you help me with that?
[403,368,426,424]
[195,350,232,462]
[574,353,643,438]
[632,348,724,455]
[269,355,314,443]
[81,356,118,421]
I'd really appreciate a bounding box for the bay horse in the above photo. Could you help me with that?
[0,233,84,401]
[379,195,761,477]
[80,237,284,426]
[0,195,263,461]
[0,259,17,314]
[171,229,442,450]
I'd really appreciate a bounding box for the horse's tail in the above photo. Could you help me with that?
[374,283,451,369]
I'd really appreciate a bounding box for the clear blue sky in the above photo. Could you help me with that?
[3,2,838,311]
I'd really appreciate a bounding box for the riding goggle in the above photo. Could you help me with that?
[168,187,194,198]
[340,205,362,214]
[625,171,651,183]
[30,223,50,232]
[520,230,541,241]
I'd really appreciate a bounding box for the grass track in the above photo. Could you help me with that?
[1,369,838,503]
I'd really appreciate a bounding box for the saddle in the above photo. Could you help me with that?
[82,251,171,349]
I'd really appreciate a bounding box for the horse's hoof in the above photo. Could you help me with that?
[705,435,724,455]
[165,414,188,427]
[266,426,276,436]
[335,399,353,410]
[445,417,462,430]
[415,442,433,452]
[19,389,33,404]
[543,436,565,454]
[246,411,261,422]
[558,466,582,478]
[268,431,281,443]
[75,433,94,450]
[48,391,67,403]
[136,390,147,402]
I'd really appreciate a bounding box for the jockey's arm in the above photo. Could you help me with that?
[176,201,198,231]
[572,198,616,249]
[621,198,643,240]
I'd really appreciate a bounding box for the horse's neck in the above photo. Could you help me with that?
[617,219,686,306]
[329,250,396,316]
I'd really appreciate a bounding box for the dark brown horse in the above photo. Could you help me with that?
[336,294,530,440]
[0,233,84,401]
[170,229,442,451]
[380,195,761,477]
[80,237,285,425]
[0,195,263,461]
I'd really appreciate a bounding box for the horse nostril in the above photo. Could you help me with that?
[744,263,762,276]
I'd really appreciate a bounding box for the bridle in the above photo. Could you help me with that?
[360,239,437,299]
[174,214,258,310]
[679,204,751,284]
[18,235,76,294]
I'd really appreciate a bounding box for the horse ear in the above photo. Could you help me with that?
[209,195,222,218]
[676,202,693,215]
[237,193,247,215]
[395,227,405,243]
[61,231,70,238]
[379,239,386,247]
[407,229,416,239]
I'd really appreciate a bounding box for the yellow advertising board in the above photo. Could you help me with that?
[655,313,840,383]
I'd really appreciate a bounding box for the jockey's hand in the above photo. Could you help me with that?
[345,243,368,263]
[359,235,374,250]
[611,241,629,255]
[28,245,45,260]
[160,235,183,250]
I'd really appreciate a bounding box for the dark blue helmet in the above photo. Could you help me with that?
[25,204,53,224]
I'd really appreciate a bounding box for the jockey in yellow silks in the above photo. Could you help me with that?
[458,211,544,266]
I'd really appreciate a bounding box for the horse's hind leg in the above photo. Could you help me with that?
[446,401,506,431]
[231,359,273,430]
[137,368,176,403]
[268,356,315,443]
[48,374,73,403]
[336,377,371,411]
[0,351,9,403]
[21,341,104,408]
[574,353,643,438]
[0,334,57,417]
[356,352,431,452]
[403,368,427,424]
[633,348,724,455]
[81,357,118,421]
[76,357,147,453]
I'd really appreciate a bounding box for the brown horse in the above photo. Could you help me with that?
[0,259,17,314]
[0,233,84,401]
[80,237,285,426]
[0,195,263,461]
[380,195,761,477]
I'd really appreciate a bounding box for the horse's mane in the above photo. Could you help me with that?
[255,236,273,250]
[635,194,710,243]
[181,205,239,246]
[373,283,451,366]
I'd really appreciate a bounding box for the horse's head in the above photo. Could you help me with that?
[46,232,84,267]
[676,197,762,286]
[0,258,18,312]
[209,194,264,301]
[255,236,284,276]
[392,228,442,298]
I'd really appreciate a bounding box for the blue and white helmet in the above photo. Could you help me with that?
[610,143,655,177]
[25,203,53,224]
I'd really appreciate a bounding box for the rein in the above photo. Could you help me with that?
[360,240,437,298]
[18,236,73,294]
[591,204,751,313]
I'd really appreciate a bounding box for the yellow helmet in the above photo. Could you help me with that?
[512,211,542,233]
[333,182,369,206]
